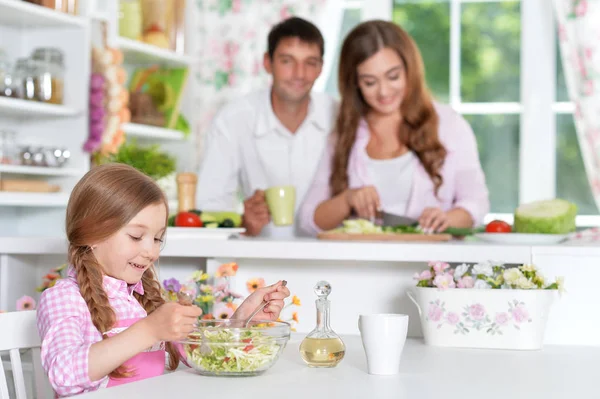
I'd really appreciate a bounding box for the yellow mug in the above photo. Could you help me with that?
[265,185,296,226]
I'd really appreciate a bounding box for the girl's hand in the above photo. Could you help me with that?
[233,281,290,322]
[419,207,450,233]
[142,302,203,342]
[345,186,381,220]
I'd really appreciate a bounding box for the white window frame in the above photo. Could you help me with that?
[359,0,596,226]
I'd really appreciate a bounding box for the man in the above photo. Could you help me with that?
[196,17,337,238]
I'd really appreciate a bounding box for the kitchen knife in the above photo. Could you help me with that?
[380,211,419,227]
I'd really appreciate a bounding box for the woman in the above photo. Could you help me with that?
[299,20,489,236]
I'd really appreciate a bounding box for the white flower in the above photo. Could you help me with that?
[472,262,494,277]
[520,264,537,273]
[556,276,566,295]
[515,276,537,290]
[474,280,492,289]
[453,263,470,280]
[503,268,524,285]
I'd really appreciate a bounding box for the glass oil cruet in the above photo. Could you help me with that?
[299,280,346,367]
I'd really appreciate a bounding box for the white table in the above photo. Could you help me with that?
[77,335,594,399]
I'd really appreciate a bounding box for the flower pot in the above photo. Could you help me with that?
[407,287,556,350]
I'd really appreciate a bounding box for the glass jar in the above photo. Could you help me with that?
[13,58,37,101]
[141,0,171,49]
[0,49,17,98]
[31,48,65,104]
[119,0,143,41]
[23,1,78,15]
[0,130,18,165]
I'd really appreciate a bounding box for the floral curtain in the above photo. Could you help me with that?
[553,0,600,210]
[190,0,337,170]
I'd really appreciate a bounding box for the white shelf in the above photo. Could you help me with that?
[0,0,87,28]
[89,11,110,23]
[0,192,69,207]
[0,97,79,118]
[122,123,186,141]
[0,164,84,177]
[116,37,194,67]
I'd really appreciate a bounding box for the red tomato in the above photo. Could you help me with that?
[175,212,203,227]
[485,220,512,233]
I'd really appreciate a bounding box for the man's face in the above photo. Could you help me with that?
[264,37,323,103]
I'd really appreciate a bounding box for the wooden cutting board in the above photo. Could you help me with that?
[0,179,60,193]
[317,231,453,242]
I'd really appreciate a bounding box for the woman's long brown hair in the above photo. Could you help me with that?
[331,20,447,196]
[66,163,180,378]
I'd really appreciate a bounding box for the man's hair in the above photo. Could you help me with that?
[267,17,324,59]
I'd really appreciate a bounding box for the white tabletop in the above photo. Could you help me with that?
[77,335,594,399]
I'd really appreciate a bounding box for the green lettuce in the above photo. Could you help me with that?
[513,199,577,234]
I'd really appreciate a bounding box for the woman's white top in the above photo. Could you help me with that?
[365,150,416,215]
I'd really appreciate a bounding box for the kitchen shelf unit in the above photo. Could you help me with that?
[0,0,91,235]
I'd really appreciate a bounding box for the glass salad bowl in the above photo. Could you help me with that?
[178,319,291,377]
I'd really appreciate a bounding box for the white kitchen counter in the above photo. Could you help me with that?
[1,236,598,347]
[0,235,598,262]
[76,335,592,399]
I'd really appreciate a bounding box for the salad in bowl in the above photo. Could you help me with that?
[179,319,291,376]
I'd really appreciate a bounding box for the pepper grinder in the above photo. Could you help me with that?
[299,280,346,368]
[176,172,197,213]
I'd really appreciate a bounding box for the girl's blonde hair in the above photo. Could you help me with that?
[65,163,179,378]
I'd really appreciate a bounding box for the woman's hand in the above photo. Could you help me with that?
[419,207,450,233]
[232,281,290,322]
[345,186,381,220]
[142,302,203,342]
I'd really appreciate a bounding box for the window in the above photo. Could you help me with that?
[390,0,597,224]
[324,1,363,97]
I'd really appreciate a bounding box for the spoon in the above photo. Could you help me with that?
[243,280,287,328]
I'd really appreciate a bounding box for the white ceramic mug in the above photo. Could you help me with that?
[358,314,409,375]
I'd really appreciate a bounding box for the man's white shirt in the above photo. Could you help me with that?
[196,89,337,238]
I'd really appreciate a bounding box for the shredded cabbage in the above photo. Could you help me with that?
[184,329,281,374]
[337,219,423,234]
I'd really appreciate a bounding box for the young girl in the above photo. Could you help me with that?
[36,163,290,397]
[299,20,489,236]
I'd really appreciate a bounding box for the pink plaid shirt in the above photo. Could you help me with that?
[36,268,163,397]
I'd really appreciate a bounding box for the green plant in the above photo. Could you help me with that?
[101,139,176,180]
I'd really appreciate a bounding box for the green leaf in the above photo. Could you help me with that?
[100,139,176,180]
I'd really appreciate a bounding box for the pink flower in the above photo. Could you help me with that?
[428,304,443,322]
[16,295,36,311]
[213,303,234,320]
[446,312,460,325]
[512,304,530,323]
[433,273,456,290]
[280,6,292,20]
[252,59,261,76]
[495,312,510,326]
[468,303,486,320]
[413,270,432,281]
[180,283,197,298]
[232,0,241,13]
[558,24,567,42]
[221,58,234,71]
[583,80,594,96]
[228,73,237,86]
[575,0,587,17]
[457,276,475,289]
[429,261,450,275]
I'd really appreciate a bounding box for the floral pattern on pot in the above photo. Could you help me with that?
[426,299,532,336]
